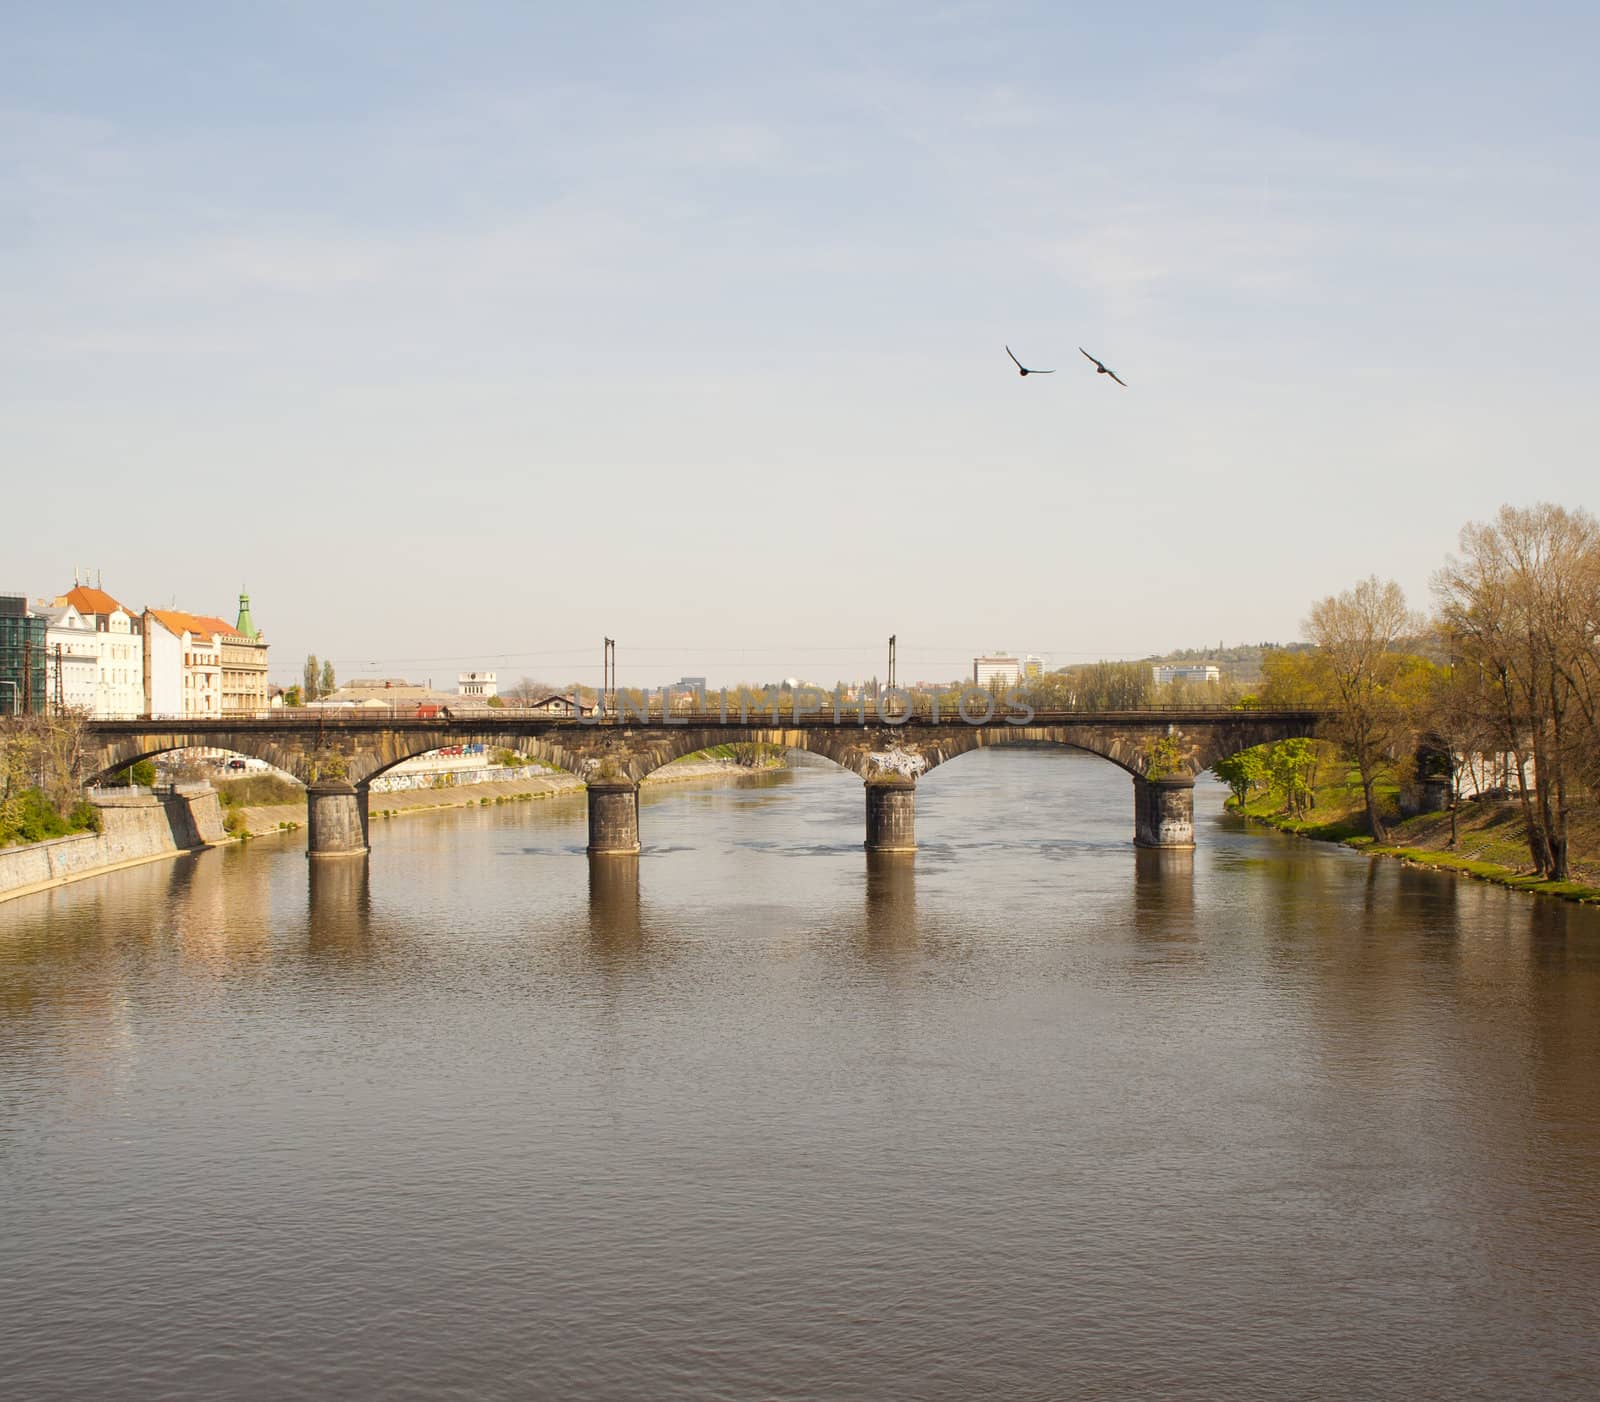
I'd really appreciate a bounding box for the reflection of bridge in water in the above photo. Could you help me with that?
[84,709,1322,860]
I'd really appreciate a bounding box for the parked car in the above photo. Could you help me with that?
[225,758,248,771]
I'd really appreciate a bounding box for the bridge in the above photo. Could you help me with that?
[83,707,1322,859]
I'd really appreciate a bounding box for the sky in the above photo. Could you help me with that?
[4,1,1596,688]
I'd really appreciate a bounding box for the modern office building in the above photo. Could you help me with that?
[0,593,47,714]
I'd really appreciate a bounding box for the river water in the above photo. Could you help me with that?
[2,751,1599,1401]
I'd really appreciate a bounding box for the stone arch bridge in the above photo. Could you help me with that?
[84,709,1322,860]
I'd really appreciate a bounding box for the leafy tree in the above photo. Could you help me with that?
[303,655,320,702]
[320,660,336,697]
[1301,576,1425,841]
[1023,660,1151,711]
[105,759,157,788]
[283,686,303,708]
[1214,747,1267,809]
[1265,738,1317,817]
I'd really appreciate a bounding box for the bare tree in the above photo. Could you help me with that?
[1434,504,1600,879]
[25,710,89,817]
[1418,661,1492,849]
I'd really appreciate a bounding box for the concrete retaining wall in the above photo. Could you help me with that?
[0,785,229,903]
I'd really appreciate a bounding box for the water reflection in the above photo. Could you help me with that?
[1131,845,1196,947]
[306,857,374,963]
[862,851,918,958]
[587,853,644,965]
[3,754,1600,1402]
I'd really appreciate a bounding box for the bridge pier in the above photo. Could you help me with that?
[865,776,916,853]
[306,780,370,859]
[1132,775,1195,850]
[587,778,641,855]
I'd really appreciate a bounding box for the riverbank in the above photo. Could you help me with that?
[233,755,785,839]
[0,786,228,904]
[1235,787,1600,904]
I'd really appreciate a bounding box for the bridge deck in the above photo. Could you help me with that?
[87,707,1323,735]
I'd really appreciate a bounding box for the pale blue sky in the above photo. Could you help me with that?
[5,2,1595,686]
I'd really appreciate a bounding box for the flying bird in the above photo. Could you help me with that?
[1079,347,1127,387]
[1005,346,1054,376]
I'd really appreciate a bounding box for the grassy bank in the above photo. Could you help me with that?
[1234,770,1600,904]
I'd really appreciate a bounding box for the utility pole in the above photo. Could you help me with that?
[602,637,616,719]
[887,635,897,692]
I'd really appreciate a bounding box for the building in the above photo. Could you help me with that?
[523,693,595,717]
[458,671,498,700]
[0,593,47,714]
[144,610,228,718]
[33,602,99,714]
[221,593,269,714]
[52,583,145,718]
[142,598,268,719]
[310,679,456,711]
[973,654,1023,689]
[1152,664,1222,686]
[1022,654,1046,681]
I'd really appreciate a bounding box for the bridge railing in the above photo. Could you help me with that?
[93,703,1324,727]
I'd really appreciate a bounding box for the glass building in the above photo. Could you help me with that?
[0,594,48,714]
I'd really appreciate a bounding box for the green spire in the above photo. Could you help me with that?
[236,590,258,640]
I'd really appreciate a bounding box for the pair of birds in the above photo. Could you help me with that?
[1006,345,1127,387]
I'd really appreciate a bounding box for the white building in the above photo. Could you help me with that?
[50,584,146,718]
[973,654,1023,689]
[1152,664,1222,686]
[144,608,231,718]
[458,670,498,700]
[33,602,99,713]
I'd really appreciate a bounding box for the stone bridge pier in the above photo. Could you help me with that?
[306,780,370,859]
[865,776,917,853]
[1132,775,1195,850]
[587,778,641,855]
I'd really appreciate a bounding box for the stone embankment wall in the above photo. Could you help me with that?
[237,756,783,837]
[0,785,228,904]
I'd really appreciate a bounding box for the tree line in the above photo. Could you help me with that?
[1223,503,1599,881]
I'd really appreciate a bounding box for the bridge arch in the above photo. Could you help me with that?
[348,731,595,788]
[909,725,1145,780]
[88,731,312,785]
[626,728,873,783]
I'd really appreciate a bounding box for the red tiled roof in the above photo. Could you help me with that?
[57,585,128,617]
[146,608,244,642]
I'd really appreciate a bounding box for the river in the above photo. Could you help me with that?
[2,750,1599,1400]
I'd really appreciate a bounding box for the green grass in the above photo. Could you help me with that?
[1233,773,1600,905]
[1366,845,1600,903]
